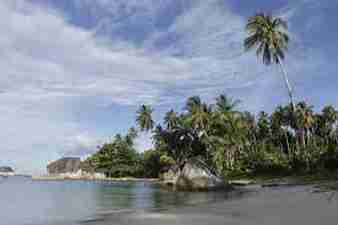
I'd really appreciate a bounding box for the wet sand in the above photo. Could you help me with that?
[85,185,338,225]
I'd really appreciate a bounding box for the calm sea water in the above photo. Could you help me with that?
[1,176,338,225]
[0,176,239,225]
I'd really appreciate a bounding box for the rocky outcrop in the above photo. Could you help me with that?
[45,157,106,180]
[0,166,14,173]
[162,159,228,191]
[47,157,81,175]
[0,166,15,176]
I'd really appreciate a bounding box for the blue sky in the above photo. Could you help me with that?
[1,0,338,174]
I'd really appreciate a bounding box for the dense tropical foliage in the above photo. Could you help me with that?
[84,94,338,179]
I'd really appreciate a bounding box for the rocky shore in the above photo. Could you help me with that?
[32,175,158,182]
[160,159,230,191]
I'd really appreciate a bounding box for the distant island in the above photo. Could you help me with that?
[0,166,15,176]
[33,157,106,180]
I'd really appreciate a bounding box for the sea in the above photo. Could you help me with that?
[1,176,338,225]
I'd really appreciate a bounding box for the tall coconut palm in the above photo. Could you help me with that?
[244,13,294,107]
[136,105,154,132]
[164,109,179,131]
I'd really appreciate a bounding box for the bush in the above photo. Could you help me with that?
[319,144,338,171]
[239,145,290,175]
[141,149,162,178]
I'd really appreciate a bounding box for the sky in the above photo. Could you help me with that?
[1,0,338,174]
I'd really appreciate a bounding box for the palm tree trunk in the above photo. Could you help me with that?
[278,59,295,109]
[284,131,290,155]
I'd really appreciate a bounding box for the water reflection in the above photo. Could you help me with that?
[92,181,244,212]
[3,177,335,225]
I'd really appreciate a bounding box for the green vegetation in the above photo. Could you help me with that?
[85,96,338,179]
[84,14,338,181]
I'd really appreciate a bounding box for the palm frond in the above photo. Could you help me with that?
[273,18,288,30]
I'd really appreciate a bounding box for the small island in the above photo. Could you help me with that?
[33,157,106,180]
[34,92,338,192]
[0,166,15,177]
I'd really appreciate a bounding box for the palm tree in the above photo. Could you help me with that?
[185,96,211,131]
[322,105,338,131]
[317,105,338,144]
[125,127,138,146]
[186,103,211,131]
[271,105,291,153]
[185,96,202,114]
[295,102,314,146]
[215,94,240,114]
[244,13,294,107]
[257,111,271,143]
[136,105,154,132]
[164,110,179,131]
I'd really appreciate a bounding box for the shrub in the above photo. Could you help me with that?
[239,145,290,175]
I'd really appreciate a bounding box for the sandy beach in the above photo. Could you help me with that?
[83,185,338,225]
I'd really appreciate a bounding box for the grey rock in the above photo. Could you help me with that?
[230,180,254,186]
[0,166,14,173]
[47,157,81,175]
[172,159,228,191]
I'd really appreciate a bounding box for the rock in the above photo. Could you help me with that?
[230,180,254,186]
[0,166,15,176]
[261,182,297,188]
[0,166,14,173]
[172,159,228,191]
[45,157,106,180]
[47,157,81,175]
[160,167,177,181]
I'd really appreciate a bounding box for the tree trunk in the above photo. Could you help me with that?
[284,131,290,155]
[278,59,295,109]
[300,128,306,148]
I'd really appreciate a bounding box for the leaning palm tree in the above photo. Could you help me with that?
[136,105,154,132]
[244,13,294,107]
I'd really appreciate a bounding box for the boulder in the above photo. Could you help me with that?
[159,166,178,181]
[168,160,228,191]
[47,157,81,175]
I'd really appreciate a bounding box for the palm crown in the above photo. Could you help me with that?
[244,13,295,108]
[136,105,154,132]
[244,13,289,65]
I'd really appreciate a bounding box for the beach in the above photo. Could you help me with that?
[85,185,338,225]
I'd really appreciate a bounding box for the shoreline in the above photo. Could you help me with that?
[32,175,159,182]
[31,173,338,191]
[228,172,338,191]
